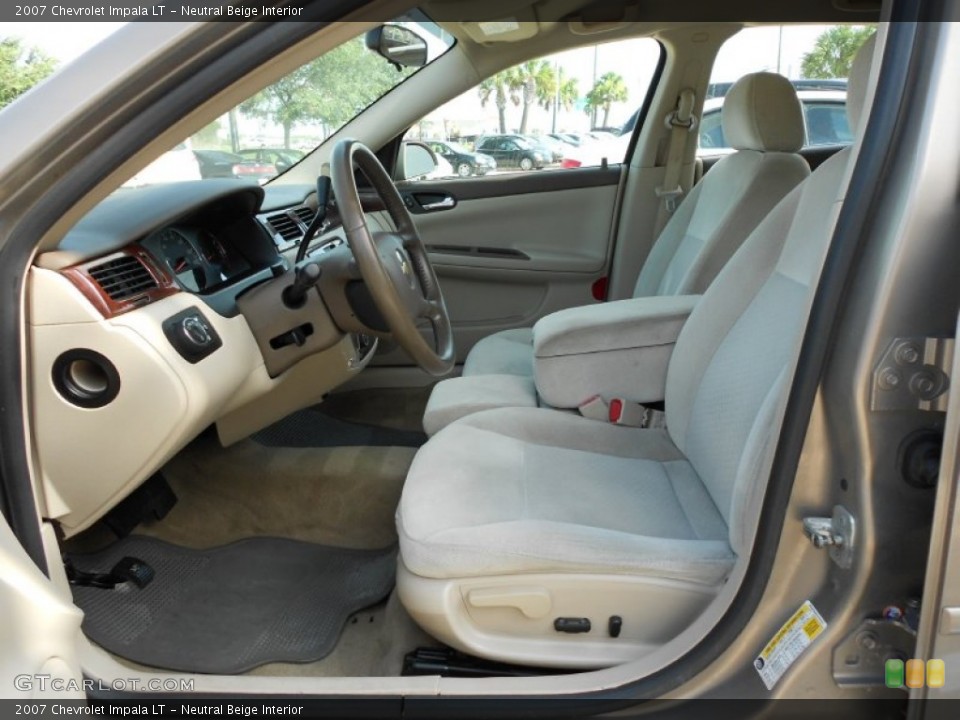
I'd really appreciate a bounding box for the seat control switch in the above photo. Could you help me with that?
[608,615,623,638]
[554,617,591,634]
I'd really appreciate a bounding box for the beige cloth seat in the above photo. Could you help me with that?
[398,37,875,667]
[424,72,811,435]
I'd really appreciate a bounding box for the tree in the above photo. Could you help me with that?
[554,69,579,113]
[506,60,557,134]
[240,37,410,148]
[0,37,57,110]
[801,26,875,79]
[193,119,222,149]
[585,72,628,128]
[478,70,517,134]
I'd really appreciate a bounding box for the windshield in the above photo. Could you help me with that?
[119,15,453,189]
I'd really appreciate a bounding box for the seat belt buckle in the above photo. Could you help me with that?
[656,185,684,213]
[578,395,609,421]
[608,398,647,427]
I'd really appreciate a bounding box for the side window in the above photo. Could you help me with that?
[404,37,662,181]
[699,24,873,155]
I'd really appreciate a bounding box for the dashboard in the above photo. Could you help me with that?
[29,179,378,539]
[141,225,252,294]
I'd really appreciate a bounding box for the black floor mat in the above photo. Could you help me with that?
[251,407,426,448]
[68,535,396,674]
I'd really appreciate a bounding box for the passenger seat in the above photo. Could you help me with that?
[424,72,812,435]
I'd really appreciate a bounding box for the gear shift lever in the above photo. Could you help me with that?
[296,176,332,263]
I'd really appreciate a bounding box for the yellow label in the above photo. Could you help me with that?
[754,601,828,691]
[802,617,824,639]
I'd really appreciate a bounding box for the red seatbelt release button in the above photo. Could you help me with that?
[608,398,646,426]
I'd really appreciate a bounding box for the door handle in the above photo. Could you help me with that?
[420,196,456,211]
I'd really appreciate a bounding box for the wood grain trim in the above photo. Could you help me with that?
[61,245,179,319]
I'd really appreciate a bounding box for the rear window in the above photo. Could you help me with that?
[699,24,873,154]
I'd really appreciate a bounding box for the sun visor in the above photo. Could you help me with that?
[427,0,550,43]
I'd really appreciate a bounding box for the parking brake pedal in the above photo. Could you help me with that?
[66,556,155,590]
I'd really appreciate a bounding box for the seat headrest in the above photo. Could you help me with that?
[846,33,877,133]
[721,72,805,153]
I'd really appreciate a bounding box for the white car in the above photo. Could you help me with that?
[121,141,202,187]
[560,133,631,168]
[699,89,850,154]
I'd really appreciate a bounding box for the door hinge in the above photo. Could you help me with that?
[802,505,856,569]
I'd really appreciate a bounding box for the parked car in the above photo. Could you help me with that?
[121,141,201,187]
[547,132,581,147]
[565,87,852,168]
[425,140,496,177]
[474,135,547,170]
[193,149,277,181]
[698,89,851,152]
[528,134,570,162]
[560,134,632,168]
[236,147,305,174]
[480,133,562,164]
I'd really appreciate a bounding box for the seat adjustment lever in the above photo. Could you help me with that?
[554,617,591,634]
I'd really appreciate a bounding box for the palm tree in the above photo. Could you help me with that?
[555,70,579,113]
[548,67,579,133]
[505,60,558,134]
[585,72,629,128]
[801,26,875,79]
[478,70,518,134]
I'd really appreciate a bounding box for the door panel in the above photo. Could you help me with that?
[371,166,622,365]
[1,523,84,698]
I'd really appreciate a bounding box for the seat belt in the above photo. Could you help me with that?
[578,396,666,429]
[654,87,697,236]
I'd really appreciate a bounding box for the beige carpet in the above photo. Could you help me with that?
[135,432,414,549]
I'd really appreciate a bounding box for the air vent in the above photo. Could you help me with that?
[292,206,315,225]
[266,212,302,242]
[88,255,157,301]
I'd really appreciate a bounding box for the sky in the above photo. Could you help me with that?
[1,22,127,63]
[0,22,844,144]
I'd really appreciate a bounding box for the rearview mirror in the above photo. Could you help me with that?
[365,25,428,69]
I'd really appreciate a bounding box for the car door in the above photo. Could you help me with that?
[0,522,85,699]
[363,38,664,369]
[501,139,522,168]
[912,315,960,699]
[481,138,506,167]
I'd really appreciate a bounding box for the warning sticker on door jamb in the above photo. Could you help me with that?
[754,600,827,690]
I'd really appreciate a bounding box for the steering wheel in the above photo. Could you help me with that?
[330,139,454,376]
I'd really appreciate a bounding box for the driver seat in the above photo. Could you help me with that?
[395,37,876,668]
